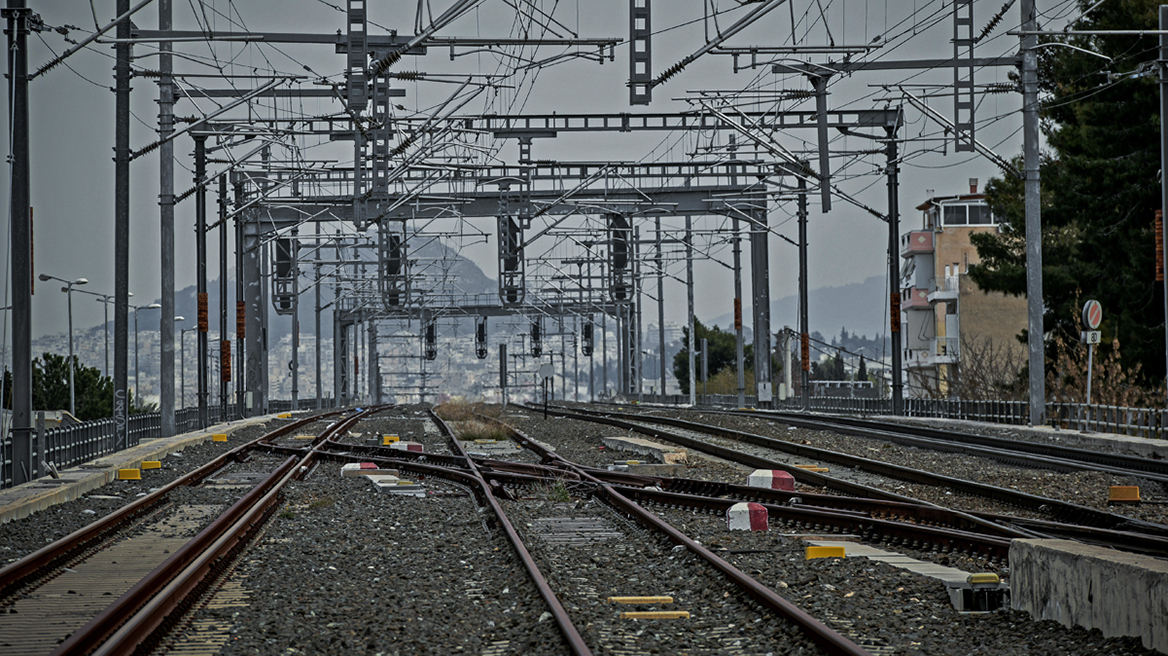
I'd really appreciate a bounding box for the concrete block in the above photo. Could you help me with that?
[341,462,399,477]
[601,436,686,464]
[367,475,426,497]
[389,441,424,452]
[1010,539,1168,653]
[141,461,161,470]
[117,468,141,481]
[747,469,796,491]
[726,502,768,531]
[806,545,845,559]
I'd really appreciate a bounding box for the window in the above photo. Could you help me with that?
[943,205,967,225]
[968,204,993,225]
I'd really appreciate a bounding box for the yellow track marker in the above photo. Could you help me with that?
[806,545,846,559]
[620,611,689,619]
[383,435,400,445]
[211,434,228,442]
[117,468,141,480]
[607,596,674,604]
[1109,486,1140,503]
[967,573,1000,585]
[141,461,161,470]
[293,434,315,440]
[277,413,291,419]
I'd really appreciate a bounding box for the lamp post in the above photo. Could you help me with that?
[180,324,197,408]
[72,288,130,377]
[38,274,87,416]
[130,302,161,407]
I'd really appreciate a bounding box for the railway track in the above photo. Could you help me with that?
[530,403,1168,556]
[0,408,359,656]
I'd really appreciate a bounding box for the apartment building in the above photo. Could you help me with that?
[899,182,1027,397]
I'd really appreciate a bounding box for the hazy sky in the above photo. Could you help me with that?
[1,0,1062,354]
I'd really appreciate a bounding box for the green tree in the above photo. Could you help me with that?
[31,352,117,421]
[811,351,846,381]
[672,318,754,395]
[971,0,1163,387]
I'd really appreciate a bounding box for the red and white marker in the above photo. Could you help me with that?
[727,502,768,531]
[389,441,424,452]
[747,469,795,491]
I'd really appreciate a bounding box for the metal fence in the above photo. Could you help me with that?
[636,392,1167,441]
[2,397,337,490]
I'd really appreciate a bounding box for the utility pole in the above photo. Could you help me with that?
[798,175,810,411]
[291,228,299,410]
[113,0,132,448]
[5,0,33,484]
[733,218,745,408]
[656,218,666,401]
[1160,6,1168,410]
[158,0,176,436]
[315,220,323,409]
[219,175,229,420]
[686,216,696,406]
[194,135,208,428]
[886,125,904,415]
[1022,0,1045,426]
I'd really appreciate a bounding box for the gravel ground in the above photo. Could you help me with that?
[191,459,567,655]
[504,497,826,655]
[655,507,1155,656]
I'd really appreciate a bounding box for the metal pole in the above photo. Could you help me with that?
[291,229,300,410]
[113,0,132,450]
[103,298,109,377]
[67,286,75,416]
[798,175,810,411]
[133,308,139,403]
[158,0,176,436]
[1087,342,1095,405]
[1160,6,1168,409]
[219,175,228,420]
[1022,0,1046,425]
[180,329,185,409]
[887,125,904,415]
[733,218,745,407]
[686,216,696,406]
[5,0,33,484]
[195,135,208,427]
[315,220,322,409]
[656,218,667,401]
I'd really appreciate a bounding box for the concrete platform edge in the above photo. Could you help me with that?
[0,415,276,525]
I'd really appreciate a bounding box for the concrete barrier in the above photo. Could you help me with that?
[1010,539,1168,653]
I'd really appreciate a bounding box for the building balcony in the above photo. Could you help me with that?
[900,230,934,257]
[931,337,959,364]
[902,287,931,310]
[926,275,960,303]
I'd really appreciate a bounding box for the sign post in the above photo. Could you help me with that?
[539,362,555,419]
[1081,300,1103,406]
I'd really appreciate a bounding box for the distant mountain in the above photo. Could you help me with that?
[710,275,891,347]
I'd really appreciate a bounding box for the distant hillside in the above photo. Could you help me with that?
[710,275,891,349]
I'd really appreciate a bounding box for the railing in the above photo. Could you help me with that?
[1048,402,1167,439]
[642,392,1167,441]
[2,398,337,490]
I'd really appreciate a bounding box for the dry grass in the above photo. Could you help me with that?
[452,418,512,441]
[436,397,502,421]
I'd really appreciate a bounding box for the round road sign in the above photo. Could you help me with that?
[1082,300,1103,330]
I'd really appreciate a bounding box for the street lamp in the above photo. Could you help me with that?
[72,288,130,377]
[130,302,161,407]
[38,274,87,416]
[180,324,197,408]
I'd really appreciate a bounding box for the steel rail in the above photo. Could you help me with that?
[428,409,594,656]
[550,404,1168,537]
[612,485,1013,559]
[0,409,343,603]
[759,410,1168,480]
[483,412,874,656]
[49,408,368,656]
